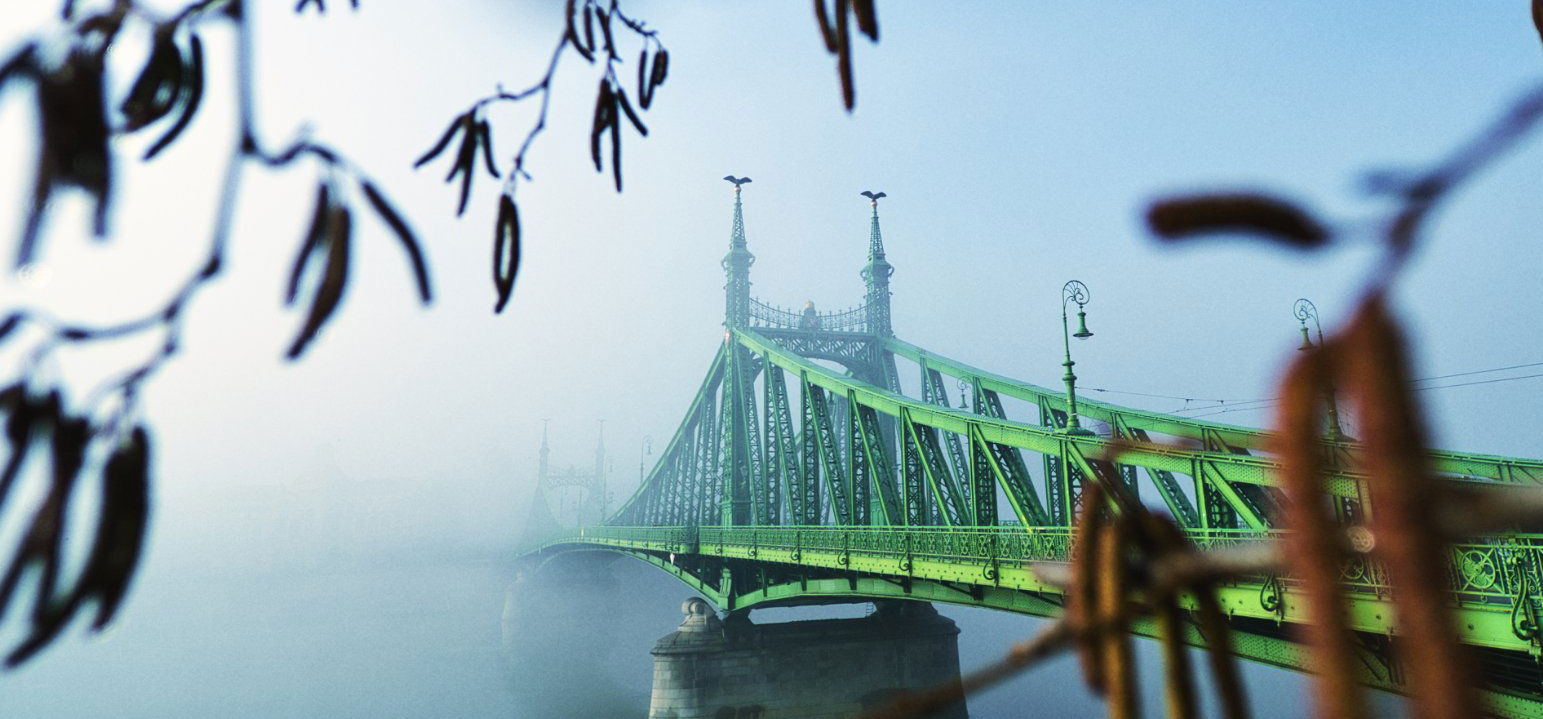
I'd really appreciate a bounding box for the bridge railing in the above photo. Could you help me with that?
[546,526,1543,615]
[747,297,869,332]
[541,525,699,553]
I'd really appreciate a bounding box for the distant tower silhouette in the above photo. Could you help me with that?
[538,419,550,480]
[525,421,610,532]
[590,421,608,522]
[519,421,564,548]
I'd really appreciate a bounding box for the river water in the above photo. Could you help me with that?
[4,536,1324,718]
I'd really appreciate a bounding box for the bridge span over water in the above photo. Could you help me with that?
[525,184,1543,717]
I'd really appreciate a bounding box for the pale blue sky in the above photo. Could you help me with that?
[0,2,1540,716]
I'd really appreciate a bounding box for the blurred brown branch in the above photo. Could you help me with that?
[875,80,1543,719]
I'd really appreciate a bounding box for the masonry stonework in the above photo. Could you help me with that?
[649,598,967,719]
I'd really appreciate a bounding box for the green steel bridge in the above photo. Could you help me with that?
[526,184,1543,716]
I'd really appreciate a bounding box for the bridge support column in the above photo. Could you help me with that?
[649,598,967,719]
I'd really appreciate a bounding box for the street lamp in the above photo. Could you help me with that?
[1293,298,1345,440]
[1060,280,1094,434]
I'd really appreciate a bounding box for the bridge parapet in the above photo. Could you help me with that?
[540,521,1543,617]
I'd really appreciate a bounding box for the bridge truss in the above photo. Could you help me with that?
[526,185,1543,716]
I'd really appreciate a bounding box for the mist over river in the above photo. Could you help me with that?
[2,519,1373,718]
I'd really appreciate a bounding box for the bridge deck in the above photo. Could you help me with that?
[534,525,1543,717]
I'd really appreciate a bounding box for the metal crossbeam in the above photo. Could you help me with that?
[565,277,1543,715]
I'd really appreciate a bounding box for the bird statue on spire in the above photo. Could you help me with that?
[723,175,753,193]
[860,190,886,207]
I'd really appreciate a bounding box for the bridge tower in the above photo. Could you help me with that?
[720,179,757,526]
[533,422,610,527]
[722,181,754,329]
[517,422,565,549]
[590,421,608,523]
[861,194,894,337]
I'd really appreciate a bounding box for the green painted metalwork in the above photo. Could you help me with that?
[544,190,1543,716]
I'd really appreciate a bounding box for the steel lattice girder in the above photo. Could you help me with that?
[886,337,1543,486]
[587,327,1543,717]
[736,329,1360,503]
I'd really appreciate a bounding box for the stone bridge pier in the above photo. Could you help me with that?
[648,598,968,719]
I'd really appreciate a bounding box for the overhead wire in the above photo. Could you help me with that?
[1409,361,1543,383]
[1177,371,1543,419]
[1084,359,1543,419]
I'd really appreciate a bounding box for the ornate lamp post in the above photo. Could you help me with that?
[1293,298,1345,440]
[1060,281,1094,434]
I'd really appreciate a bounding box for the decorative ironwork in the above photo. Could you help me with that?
[748,296,869,333]
[525,217,1543,717]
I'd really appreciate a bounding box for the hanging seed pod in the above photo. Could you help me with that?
[609,85,623,192]
[651,48,669,90]
[452,119,483,216]
[121,25,185,131]
[286,205,351,359]
[852,0,878,41]
[1146,192,1329,248]
[617,89,647,137]
[1193,584,1251,719]
[493,194,521,313]
[597,9,617,57]
[565,0,594,63]
[143,34,204,161]
[591,80,614,172]
[360,181,432,302]
[478,120,503,177]
[1275,346,1365,719]
[812,0,840,51]
[5,422,154,669]
[286,182,331,305]
[637,48,652,109]
[0,386,38,510]
[1341,298,1479,719]
[0,393,70,624]
[1070,481,1106,694]
[414,112,490,217]
[1533,0,1543,48]
[21,49,113,266]
[415,112,469,168]
[86,426,151,629]
[2,412,89,667]
[1095,521,1136,719]
[583,4,597,56]
[834,0,854,111]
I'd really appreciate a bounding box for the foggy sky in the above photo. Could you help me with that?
[1,1,1540,717]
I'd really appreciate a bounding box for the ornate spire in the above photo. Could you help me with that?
[520,422,563,548]
[722,176,755,327]
[594,420,605,474]
[865,194,887,261]
[591,420,607,522]
[860,191,894,336]
[538,419,550,480]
